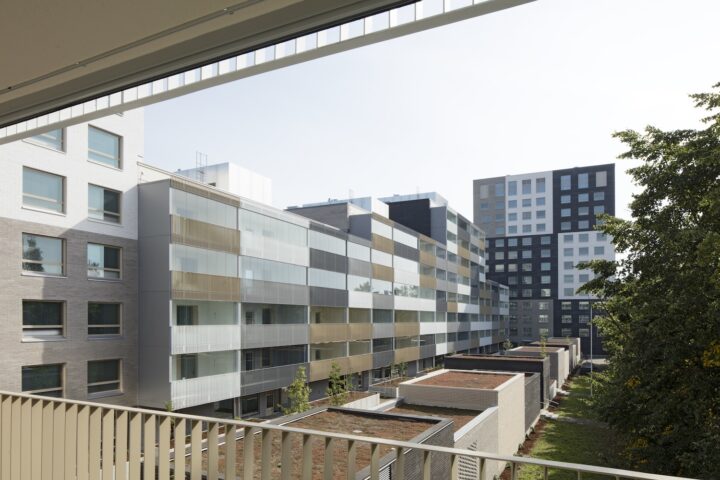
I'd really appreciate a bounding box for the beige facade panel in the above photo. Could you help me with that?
[348,323,372,341]
[171,272,240,302]
[419,274,436,289]
[394,347,420,364]
[447,302,458,313]
[457,265,471,278]
[371,234,394,254]
[371,264,393,282]
[419,250,436,267]
[394,322,420,337]
[171,216,240,254]
[348,353,373,374]
[309,323,373,343]
[458,246,471,260]
[309,357,350,382]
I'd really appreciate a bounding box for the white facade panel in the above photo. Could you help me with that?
[394,269,420,286]
[505,170,553,237]
[240,231,309,266]
[557,232,615,299]
[348,291,373,308]
[419,322,446,335]
[171,372,241,410]
[171,325,242,354]
[436,343,448,355]
[393,296,435,312]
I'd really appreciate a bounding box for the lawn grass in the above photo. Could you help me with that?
[516,375,625,480]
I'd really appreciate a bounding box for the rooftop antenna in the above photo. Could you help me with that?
[195,151,208,183]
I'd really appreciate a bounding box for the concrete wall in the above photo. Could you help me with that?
[523,373,541,433]
[454,407,502,480]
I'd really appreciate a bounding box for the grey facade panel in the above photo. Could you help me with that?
[241,363,308,396]
[393,242,419,261]
[309,249,347,273]
[348,214,372,241]
[240,280,309,305]
[287,204,350,231]
[347,258,371,277]
[372,323,394,339]
[419,344,435,359]
[372,293,394,310]
[241,324,309,350]
[524,373,542,432]
[473,176,506,238]
[309,286,348,307]
[372,351,394,370]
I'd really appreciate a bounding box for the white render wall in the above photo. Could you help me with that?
[505,170,553,237]
[0,110,143,240]
[177,162,272,205]
[557,231,615,299]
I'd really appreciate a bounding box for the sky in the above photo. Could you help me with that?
[144,0,720,221]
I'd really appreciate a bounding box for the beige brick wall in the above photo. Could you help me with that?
[0,218,138,406]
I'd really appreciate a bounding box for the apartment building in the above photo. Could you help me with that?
[473,164,615,354]
[0,111,144,406]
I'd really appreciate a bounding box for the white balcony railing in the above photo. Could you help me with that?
[0,390,692,480]
[171,325,242,354]
[171,372,241,410]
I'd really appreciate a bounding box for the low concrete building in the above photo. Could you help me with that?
[398,369,526,477]
[510,346,569,387]
[444,354,554,409]
[530,337,582,371]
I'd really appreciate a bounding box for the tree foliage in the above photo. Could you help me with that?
[283,366,311,415]
[326,362,349,406]
[577,83,720,477]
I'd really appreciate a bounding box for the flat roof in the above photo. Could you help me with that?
[449,354,549,363]
[415,371,513,389]
[388,404,481,433]
[513,346,563,353]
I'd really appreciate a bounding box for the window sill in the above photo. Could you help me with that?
[88,390,123,400]
[21,205,66,217]
[87,218,123,228]
[22,336,66,343]
[87,277,122,283]
[87,335,123,341]
[87,159,123,171]
[22,272,66,279]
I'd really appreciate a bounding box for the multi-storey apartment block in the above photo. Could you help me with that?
[0,111,144,405]
[473,164,615,354]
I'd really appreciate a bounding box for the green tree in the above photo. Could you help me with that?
[502,338,513,353]
[326,362,349,406]
[283,366,311,415]
[577,83,720,477]
[539,333,548,359]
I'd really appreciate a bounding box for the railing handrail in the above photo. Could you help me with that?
[0,390,693,480]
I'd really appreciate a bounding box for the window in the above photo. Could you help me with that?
[564,274,574,283]
[594,246,605,255]
[579,301,590,310]
[562,328,573,337]
[561,208,571,217]
[495,201,504,209]
[579,233,589,242]
[579,274,590,283]
[23,167,65,213]
[522,237,532,246]
[88,303,121,336]
[578,173,589,189]
[536,223,546,232]
[540,288,551,297]
[564,261,574,270]
[23,301,64,338]
[541,275,551,284]
[495,182,505,196]
[494,251,505,261]
[538,301,549,311]
[540,236,551,245]
[507,251,518,260]
[180,305,200,325]
[508,200,517,208]
[561,301,572,310]
[87,359,121,395]
[578,220,589,230]
[560,195,571,204]
[579,328,590,337]
[560,175,571,190]
[521,179,531,194]
[521,198,532,207]
[508,212,517,221]
[22,364,63,397]
[522,224,531,233]
[495,239,505,248]
[536,210,546,219]
[479,202,489,210]
[540,262,551,271]
[594,205,605,215]
[536,197,546,206]
[495,227,504,235]
[579,247,589,256]
[507,277,517,285]
[494,213,504,221]
[596,171,608,187]
[522,250,532,259]
[541,249,550,258]
[562,315,573,323]
[88,184,121,223]
[522,263,532,272]
[508,225,517,234]
[29,129,64,151]
[563,248,573,256]
[522,289,532,298]
[87,244,121,279]
[88,126,121,168]
[507,263,518,272]
[508,238,518,247]
[522,211,532,220]
[495,264,505,273]
[593,191,605,201]
[22,234,64,275]
[536,178,546,193]
[564,287,575,296]
[508,181,517,196]
[522,275,532,285]
[578,206,589,216]
[538,314,549,323]
[578,193,589,202]
[478,184,489,199]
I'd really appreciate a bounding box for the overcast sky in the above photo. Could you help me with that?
[144,0,720,221]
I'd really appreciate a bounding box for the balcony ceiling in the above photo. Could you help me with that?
[0,0,414,128]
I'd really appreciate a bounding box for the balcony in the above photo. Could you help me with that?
[171,372,241,410]
[309,323,372,343]
[394,322,420,337]
[241,363,308,396]
[395,346,420,363]
[171,325,242,354]
[0,389,690,480]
